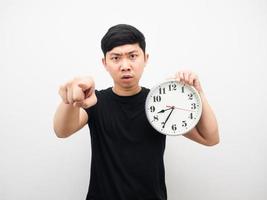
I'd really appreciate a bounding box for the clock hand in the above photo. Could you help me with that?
[157,107,174,113]
[162,107,175,129]
[166,105,195,112]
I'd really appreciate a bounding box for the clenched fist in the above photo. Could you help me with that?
[58,77,97,109]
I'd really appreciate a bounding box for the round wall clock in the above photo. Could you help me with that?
[145,79,202,136]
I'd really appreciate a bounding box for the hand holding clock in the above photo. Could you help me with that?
[174,71,219,145]
[146,70,219,144]
[174,71,203,93]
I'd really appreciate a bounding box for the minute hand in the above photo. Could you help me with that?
[162,107,175,129]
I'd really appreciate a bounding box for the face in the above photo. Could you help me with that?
[102,43,149,92]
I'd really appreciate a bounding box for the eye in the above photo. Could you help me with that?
[129,54,138,60]
[111,56,120,62]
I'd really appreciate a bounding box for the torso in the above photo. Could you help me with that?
[85,87,167,200]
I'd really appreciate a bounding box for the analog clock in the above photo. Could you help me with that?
[145,80,202,136]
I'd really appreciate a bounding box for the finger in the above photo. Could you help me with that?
[58,85,69,104]
[79,93,97,109]
[184,71,190,84]
[79,84,95,99]
[194,78,202,92]
[188,73,196,85]
[78,83,91,91]
[67,85,74,104]
[175,72,180,82]
[179,71,185,84]
[73,85,85,102]
[84,86,95,99]
[78,78,94,92]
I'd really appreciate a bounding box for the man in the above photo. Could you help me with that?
[53,24,219,200]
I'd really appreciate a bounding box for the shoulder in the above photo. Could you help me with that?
[94,87,112,98]
[141,86,150,97]
[83,88,111,116]
[142,86,150,92]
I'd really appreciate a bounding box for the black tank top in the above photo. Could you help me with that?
[85,87,167,200]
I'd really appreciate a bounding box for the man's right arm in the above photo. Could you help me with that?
[53,77,97,138]
[53,103,88,138]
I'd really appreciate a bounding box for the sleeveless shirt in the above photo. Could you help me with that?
[85,87,167,200]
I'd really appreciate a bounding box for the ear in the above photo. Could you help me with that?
[102,57,108,71]
[144,53,149,66]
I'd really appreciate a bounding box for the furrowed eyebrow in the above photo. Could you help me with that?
[109,50,139,56]
[109,53,122,56]
[127,50,138,54]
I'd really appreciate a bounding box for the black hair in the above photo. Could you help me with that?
[101,24,146,56]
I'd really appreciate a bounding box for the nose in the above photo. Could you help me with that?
[120,59,131,71]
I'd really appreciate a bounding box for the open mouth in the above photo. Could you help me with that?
[121,75,133,80]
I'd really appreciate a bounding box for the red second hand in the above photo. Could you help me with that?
[166,105,195,112]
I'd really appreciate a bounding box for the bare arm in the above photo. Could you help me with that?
[53,77,97,138]
[174,71,219,146]
[53,103,88,138]
[184,91,219,146]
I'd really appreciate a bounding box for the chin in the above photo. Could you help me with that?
[120,82,137,89]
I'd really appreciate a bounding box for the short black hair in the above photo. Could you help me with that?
[101,24,146,56]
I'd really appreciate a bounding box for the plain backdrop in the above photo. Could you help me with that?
[1,0,267,199]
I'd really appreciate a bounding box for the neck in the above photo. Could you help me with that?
[112,84,142,96]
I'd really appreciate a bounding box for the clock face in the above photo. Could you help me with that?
[145,80,202,136]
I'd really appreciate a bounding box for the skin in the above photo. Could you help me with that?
[174,71,219,146]
[53,43,219,146]
[102,43,149,96]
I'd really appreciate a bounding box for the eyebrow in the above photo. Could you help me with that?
[109,50,139,56]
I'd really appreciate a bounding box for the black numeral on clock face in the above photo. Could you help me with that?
[150,106,155,112]
[153,95,161,102]
[161,121,165,128]
[159,87,166,94]
[188,93,193,100]
[168,84,177,91]
[182,121,187,127]
[152,115,159,122]
[181,85,185,93]
[191,103,196,109]
[189,113,193,119]
[171,124,177,131]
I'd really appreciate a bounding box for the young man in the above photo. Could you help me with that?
[53,24,219,200]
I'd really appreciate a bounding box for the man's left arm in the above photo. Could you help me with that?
[175,71,220,146]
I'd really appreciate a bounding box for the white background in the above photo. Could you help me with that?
[1,0,267,199]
